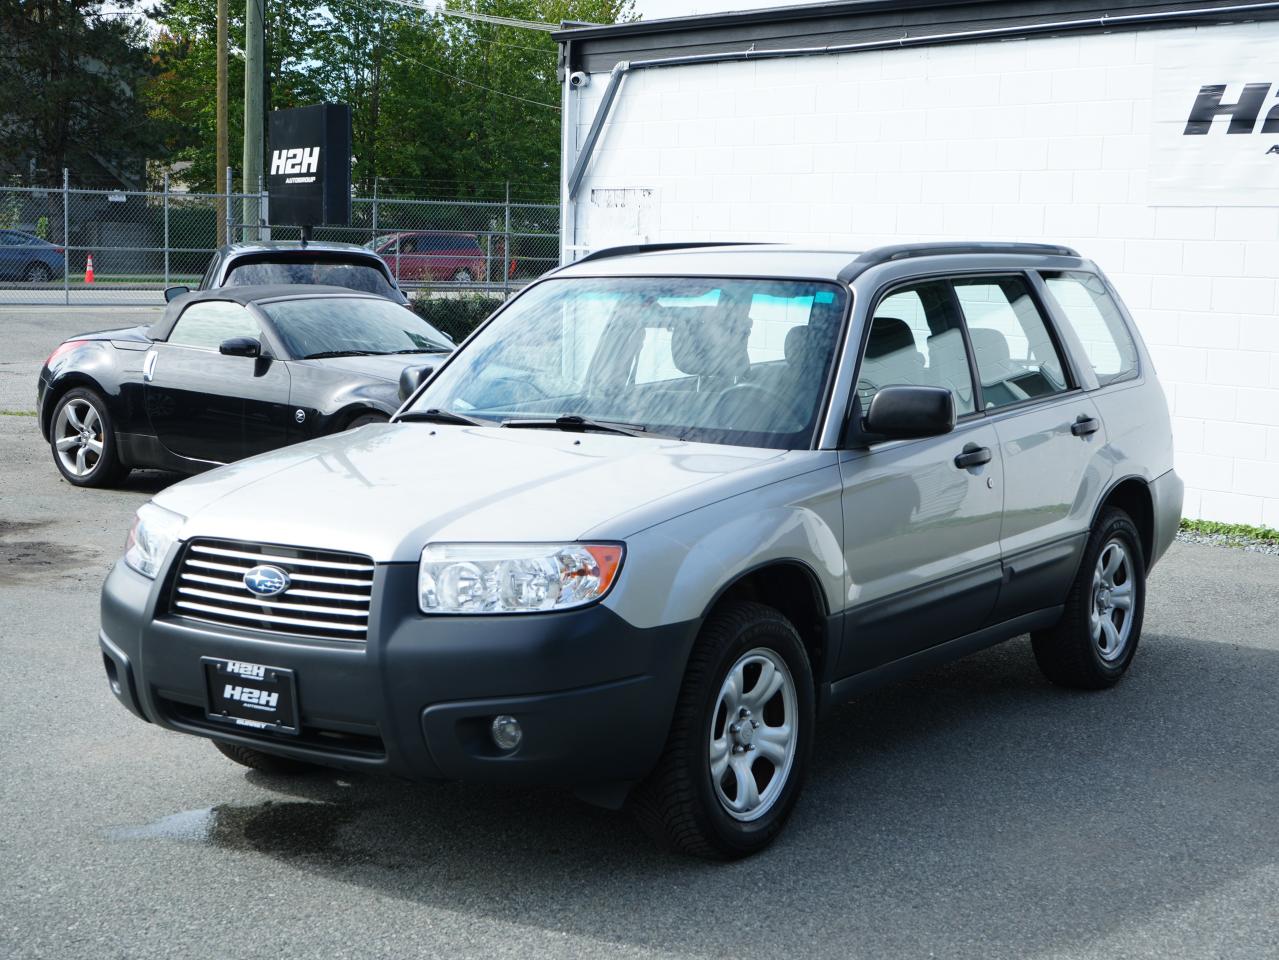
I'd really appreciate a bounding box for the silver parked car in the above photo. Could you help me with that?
[99,241,1182,858]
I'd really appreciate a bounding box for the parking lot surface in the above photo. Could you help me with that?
[2,312,1279,959]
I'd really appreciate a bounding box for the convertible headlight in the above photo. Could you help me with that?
[123,503,186,579]
[418,543,624,614]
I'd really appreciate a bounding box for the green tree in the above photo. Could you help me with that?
[0,0,159,185]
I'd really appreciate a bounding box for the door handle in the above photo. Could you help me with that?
[1071,415,1100,437]
[142,350,158,383]
[954,443,992,469]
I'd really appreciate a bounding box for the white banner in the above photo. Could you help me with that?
[1150,23,1279,206]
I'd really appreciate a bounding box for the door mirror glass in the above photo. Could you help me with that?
[398,364,435,402]
[864,385,955,441]
[219,336,261,358]
[164,285,190,302]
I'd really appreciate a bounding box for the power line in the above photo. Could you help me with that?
[373,0,561,33]
[392,49,560,109]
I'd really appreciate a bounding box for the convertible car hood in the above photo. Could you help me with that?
[303,351,449,383]
[74,325,152,344]
[154,423,791,562]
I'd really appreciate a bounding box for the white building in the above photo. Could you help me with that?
[554,0,1279,526]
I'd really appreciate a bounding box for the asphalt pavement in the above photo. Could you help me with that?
[2,310,1278,959]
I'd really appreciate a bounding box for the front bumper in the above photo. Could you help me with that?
[99,557,698,788]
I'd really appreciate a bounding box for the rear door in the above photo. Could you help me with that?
[836,279,1005,677]
[950,274,1108,621]
[145,301,291,463]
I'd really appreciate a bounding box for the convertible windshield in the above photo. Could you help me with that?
[262,297,453,358]
[410,277,848,449]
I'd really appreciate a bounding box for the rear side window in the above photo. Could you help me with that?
[168,302,260,349]
[1040,271,1139,387]
[952,277,1069,410]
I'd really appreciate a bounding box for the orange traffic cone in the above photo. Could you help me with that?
[84,254,95,284]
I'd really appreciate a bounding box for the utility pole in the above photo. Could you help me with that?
[242,0,265,241]
[216,0,228,244]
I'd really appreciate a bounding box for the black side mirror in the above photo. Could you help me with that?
[864,385,955,441]
[219,336,261,358]
[163,285,190,302]
[398,364,435,402]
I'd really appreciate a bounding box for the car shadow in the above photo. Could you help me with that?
[147,631,1279,959]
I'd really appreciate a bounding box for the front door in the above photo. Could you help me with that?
[836,280,1005,677]
[950,274,1107,621]
[145,300,290,464]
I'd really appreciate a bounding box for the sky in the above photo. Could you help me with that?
[631,0,790,20]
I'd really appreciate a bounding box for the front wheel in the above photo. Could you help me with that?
[452,268,474,283]
[1031,508,1146,689]
[49,388,129,487]
[631,601,814,859]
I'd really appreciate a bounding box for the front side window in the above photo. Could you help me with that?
[410,277,849,450]
[952,276,1069,410]
[1041,271,1139,387]
[261,297,453,358]
[858,281,976,416]
[167,302,260,350]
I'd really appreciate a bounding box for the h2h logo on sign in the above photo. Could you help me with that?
[1150,26,1279,206]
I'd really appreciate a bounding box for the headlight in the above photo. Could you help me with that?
[418,543,624,614]
[123,503,186,578]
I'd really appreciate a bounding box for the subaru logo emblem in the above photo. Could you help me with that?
[243,564,290,598]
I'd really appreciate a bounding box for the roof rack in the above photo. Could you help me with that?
[847,242,1080,273]
[570,241,765,265]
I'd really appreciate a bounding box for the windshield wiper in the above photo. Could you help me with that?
[397,407,485,427]
[386,347,448,355]
[302,349,378,359]
[502,415,647,438]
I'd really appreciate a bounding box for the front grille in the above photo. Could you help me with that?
[169,539,375,642]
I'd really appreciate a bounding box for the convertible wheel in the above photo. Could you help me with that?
[631,600,814,859]
[25,262,53,283]
[49,388,129,487]
[1031,508,1145,689]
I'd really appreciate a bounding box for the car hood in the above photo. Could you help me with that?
[75,325,152,344]
[301,351,450,383]
[153,423,798,562]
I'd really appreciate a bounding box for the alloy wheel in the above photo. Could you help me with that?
[1091,539,1135,662]
[54,398,105,478]
[708,647,798,822]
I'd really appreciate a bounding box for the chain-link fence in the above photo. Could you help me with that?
[0,170,559,305]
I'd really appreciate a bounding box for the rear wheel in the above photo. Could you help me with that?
[1032,508,1145,689]
[212,740,317,775]
[452,268,474,283]
[25,262,52,283]
[630,600,814,859]
[49,388,129,487]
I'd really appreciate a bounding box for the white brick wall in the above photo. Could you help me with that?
[568,21,1279,526]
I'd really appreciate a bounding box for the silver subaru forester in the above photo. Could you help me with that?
[100,241,1182,858]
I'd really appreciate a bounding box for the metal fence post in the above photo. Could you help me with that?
[371,177,378,243]
[504,181,511,297]
[62,168,70,305]
[163,172,171,287]
[225,166,233,242]
[258,174,267,241]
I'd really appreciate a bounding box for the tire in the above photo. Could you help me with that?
[25,262,52,283]
[1031,508,1146,690]
[48,387,129,488]
[343,412,388,431]
[452,268,474,283]
[212,740,317,775]
[630,600,814,859]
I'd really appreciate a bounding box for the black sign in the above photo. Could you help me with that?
[267,103,352,227]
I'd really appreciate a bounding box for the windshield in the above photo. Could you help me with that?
[261,297,453,358]
[409,277,848,449]
[224,258,398,296]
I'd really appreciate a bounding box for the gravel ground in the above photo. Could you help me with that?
[3,309,1279,959]
[1175,530,1279,557]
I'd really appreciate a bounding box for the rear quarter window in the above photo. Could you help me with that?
[1040,271,1140,387]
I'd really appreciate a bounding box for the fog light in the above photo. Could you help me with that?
[490,714,523,751]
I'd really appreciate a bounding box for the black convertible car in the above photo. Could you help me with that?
[37,285,453,487]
